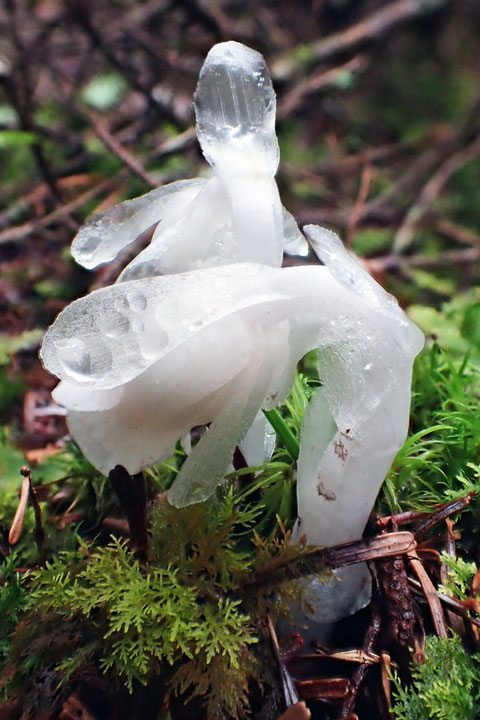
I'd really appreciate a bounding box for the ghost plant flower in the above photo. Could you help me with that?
[70,41,306,282]
[40,227,423,598]
[40,41,424,621]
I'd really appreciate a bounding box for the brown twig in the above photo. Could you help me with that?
[436,219,480,246]
[338,600,382,718]
[244,532,416,594]
[267,615,300,708]
[0,173,126,245]
[379,653,393,713]
[345,162,374,247]
[89,115,157,188]
[326,532,417,568]
[440,518,466,635]
[272,0,448,80]
[310,648,380,665]
[296,678,350,701]
[394,133,480,251]
[408,577,480,629]
[407,550,448,637]
[26,467,45,563]
[364,246,480,273]
[277,55,367,120]
[67,0,184,127]
[412,494,474,538]
[2,0,61,202]
[8,467,45,561]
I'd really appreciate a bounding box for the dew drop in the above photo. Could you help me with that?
[98,311,130,339]
[127,291,148,312]
[57,338,92,381]
[137,329,169,359]
[114,295,130,312]
[77,235,98,256]
[132,317,145,334]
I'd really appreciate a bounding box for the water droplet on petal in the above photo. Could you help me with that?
[137,329,169,359]
[132,317,145,334]
[97,311,130,338]
[57,338,92,381]
[114,295,130,312]
[127,291,148,312]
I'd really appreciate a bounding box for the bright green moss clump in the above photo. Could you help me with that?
[392,635,480,720]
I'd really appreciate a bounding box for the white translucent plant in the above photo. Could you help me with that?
[70,41,306,281]
[40,41,424,621]
[41,224,423,617]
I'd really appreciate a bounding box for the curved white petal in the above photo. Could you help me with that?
[71,43,292,278]
[53,380,123,411]
[282,208,309,257]
[40,264,283,389]
[65,313,257,475]
[305,224,398,312]
[118,175,234,279]
[285,229,424,621]
[239,411,275,467]
[71,179,206,269]
[168,333,280,507]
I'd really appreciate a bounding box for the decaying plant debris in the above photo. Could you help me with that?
[1,460,479,720]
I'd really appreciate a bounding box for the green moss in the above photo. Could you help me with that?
[392,635,480,720]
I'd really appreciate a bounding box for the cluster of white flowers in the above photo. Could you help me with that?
[40,41,423,621]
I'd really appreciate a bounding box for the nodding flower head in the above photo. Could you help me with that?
[70,41,306,277]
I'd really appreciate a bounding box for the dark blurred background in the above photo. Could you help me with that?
[0,0,479,444]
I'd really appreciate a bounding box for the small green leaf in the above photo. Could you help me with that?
[81,73,128,111]
[0,104,18,126]
[0,329,44,365]
[461,302,480,347]
[0,130,37,148]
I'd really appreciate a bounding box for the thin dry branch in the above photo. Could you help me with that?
[408,550,448,638]
[277,55,368,120]
[345,162,374,247]
[245,532,416,594]
[365,246,480,273]
[0,173,126,246]
[90,115,157,188]
[338,600,382,718]
[273,0,448,80]
[2,0,61,201]
[394,133,480,251]
[436,219,480,246]
[408,577,480,630]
